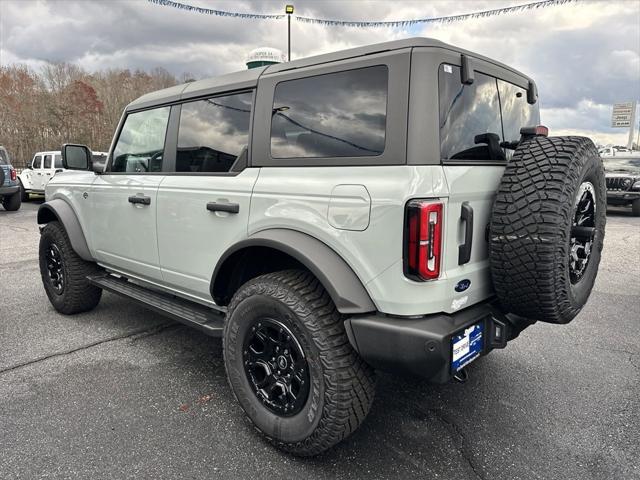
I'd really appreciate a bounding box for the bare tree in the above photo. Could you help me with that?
[0,62,183,168]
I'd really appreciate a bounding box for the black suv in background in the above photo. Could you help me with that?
[0,146,22,211]
[603,155,640,216]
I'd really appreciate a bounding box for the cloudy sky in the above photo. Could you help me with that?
[1,0,639,145]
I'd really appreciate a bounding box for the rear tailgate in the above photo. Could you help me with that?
[441,166,505,308]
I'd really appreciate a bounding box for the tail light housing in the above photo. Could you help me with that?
[404,200,443,281]
[10,167,17,181]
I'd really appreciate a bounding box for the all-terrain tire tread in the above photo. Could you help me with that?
[39,221,102,314]
[223,269,375,456]
[489,136,605,323]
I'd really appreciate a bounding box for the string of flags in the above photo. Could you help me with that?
[146,0,285,20]
[146,0,577,27]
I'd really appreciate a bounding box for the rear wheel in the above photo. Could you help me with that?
[632,199,640,217]
[490,136,606,324]
[2,191,21,211]
[39,221,102,314]
[223,270,375,456]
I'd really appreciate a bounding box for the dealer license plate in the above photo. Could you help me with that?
[451,322,484,372]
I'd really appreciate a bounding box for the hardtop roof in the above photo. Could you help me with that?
[126,37,533,111]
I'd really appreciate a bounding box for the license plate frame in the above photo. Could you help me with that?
[451,322,484,373]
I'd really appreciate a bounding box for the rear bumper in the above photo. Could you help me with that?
[344,300,534,383]
[0,185,19,196]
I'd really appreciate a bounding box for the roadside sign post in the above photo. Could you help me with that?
[611,101,637,150]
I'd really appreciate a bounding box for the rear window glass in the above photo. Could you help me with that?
[0,149,8,165]
[270,65,388,159]
[498,79,540,144]
[439,65,504,161]
[177,91,252,173]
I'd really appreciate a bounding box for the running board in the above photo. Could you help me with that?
[87,274,225,337]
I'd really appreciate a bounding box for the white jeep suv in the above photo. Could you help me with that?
[37,38,606,456]
[18,150,107,200]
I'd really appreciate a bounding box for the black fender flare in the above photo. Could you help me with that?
[37,199,94,261]
[211,229,376,315]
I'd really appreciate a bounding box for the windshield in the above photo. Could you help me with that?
[603,157,640,172]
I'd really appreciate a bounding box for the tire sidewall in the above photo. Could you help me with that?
[39,223,70,309]
[224,291,325,444]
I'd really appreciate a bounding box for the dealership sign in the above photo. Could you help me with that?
[611,102,635,128]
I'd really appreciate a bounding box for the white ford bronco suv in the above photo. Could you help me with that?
[37,38,606,456]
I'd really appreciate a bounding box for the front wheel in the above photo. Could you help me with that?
[632,199,640,217]
[19,180,28,202]
[223,270,375,456]
[39,221,102,314]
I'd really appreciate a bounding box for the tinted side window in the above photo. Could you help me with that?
[112,107,170,173]
[54,154,63,168]
[270,66,388,159]
[439,65,504,161]
[498,79,540,143]
[43,155,52,168]
[0,148,8,165]
[33,156,42,168]
[177,92,252,173]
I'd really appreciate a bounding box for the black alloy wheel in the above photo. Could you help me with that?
[243,318,310,416]
[569,181,597,284]
[45,242,65,294]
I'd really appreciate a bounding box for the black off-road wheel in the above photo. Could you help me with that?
[632,199,640,217]
[2,191,21,211]
[223,270,375,456]
[39,221,102,314]
[490,136,606,324]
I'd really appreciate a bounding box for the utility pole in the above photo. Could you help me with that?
[286,5,294,61]
[629,101,638,150]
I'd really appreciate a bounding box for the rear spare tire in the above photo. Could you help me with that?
[490,136,606,324]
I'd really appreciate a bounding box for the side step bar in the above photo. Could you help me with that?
[87,274,225,337]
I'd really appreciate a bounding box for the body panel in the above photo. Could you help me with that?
[156,169,261,300]
[88,174,164,282]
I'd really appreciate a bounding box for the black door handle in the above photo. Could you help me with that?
[458,202,474,265]
[128,195,151,205]
[206,202,239,214]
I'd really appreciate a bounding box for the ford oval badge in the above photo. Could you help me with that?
[455,279,471,292]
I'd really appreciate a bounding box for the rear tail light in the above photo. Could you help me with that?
[10,167,16,181]
[404,200,443,281]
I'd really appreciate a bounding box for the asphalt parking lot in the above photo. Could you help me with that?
[0,201,638,480]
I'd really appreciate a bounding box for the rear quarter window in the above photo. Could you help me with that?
[270,65,388,159]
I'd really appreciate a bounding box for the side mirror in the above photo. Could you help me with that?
[91,155,107,173]
[62,144,92,170]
